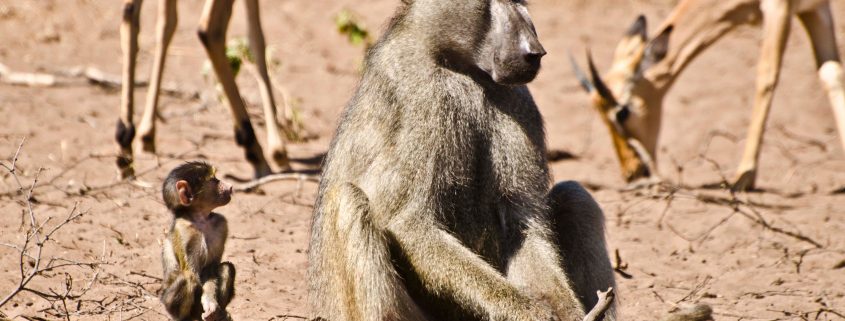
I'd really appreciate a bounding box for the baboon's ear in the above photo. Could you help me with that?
[641,25,673,70]
[625,15,648,41]
[176,180,193,206]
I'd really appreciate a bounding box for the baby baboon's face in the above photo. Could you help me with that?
[199,176,233,208]
[477,0,546,85]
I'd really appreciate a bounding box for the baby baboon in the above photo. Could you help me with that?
[308,1,712,321]
[161,162,235,321]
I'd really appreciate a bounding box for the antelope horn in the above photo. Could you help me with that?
[587,49,620,106]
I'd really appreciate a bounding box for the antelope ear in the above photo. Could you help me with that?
[641,25,673,70]
[625,15,648,41]
[176,180,193,206]
[587,50,620,106]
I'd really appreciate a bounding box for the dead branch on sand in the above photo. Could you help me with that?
[232,172,320,192]
[617,155,823,249]
[0,139,106,320]
[0,63,199,100]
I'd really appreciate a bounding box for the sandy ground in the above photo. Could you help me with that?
[1,0,844,320]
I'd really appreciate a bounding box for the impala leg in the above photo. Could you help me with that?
[733,0,792,192]
[117,0,143,179]
[244,0,291,171]
[799,3,845,155]
[137,0,178,154]
[198,0,273,178]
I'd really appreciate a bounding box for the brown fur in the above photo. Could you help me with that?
[308,1,612,320]
[160,162,236,321]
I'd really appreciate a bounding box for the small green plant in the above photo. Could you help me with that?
[202,37,251,81]
[282,97,307,142]
[226,37,252,75]
[335,9,372,48]
[203,38,311,143]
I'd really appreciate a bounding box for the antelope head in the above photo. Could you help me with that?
[571,15,673,183]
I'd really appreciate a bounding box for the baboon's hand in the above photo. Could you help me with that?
[201,298,219,320]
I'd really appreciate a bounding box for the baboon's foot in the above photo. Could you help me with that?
[203,309,231,321]
[731,168,757,192]
[660,303,713,321]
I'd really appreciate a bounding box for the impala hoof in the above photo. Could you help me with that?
[731,168,757,192]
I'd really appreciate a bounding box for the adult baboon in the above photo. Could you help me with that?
[309,1,711,321]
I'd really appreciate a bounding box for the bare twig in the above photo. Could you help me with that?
[232,172,320,192]
[0,140,104,319]
[268,314,309,321]
[629,174,821,249]
[583,287,615,321]
[0,63,199,100]
[0,137,26,193]
[676,276,712,304]
[612,249,632,279]
[128,271,161,282]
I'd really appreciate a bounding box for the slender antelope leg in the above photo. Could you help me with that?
[198,0,273,178]
[798,3,845,154]
[137,0,178,154]
[117,0,143,179]
[732,0,792,191]
[243,0,291,171]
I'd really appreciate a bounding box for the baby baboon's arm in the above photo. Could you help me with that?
[198,215,230,319]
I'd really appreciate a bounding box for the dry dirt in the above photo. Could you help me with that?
[1,0,844,320]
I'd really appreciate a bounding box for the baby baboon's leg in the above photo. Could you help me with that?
[548,181,617,320]
[310,183,425,321]
[217,262,236,308]
[198,0,272,178]
[161,271,203,321]
[243,0,290,171]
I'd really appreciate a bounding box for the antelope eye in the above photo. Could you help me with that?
[615,105,631,124]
